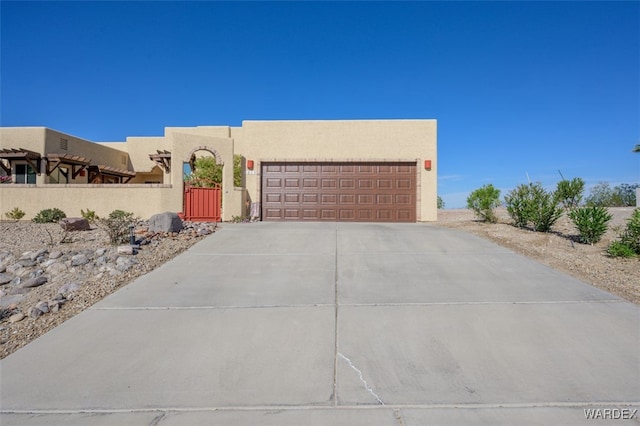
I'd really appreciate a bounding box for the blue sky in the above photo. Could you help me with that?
[2,1,638,208]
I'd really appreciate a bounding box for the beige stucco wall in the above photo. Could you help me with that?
[0,184,173,220]
[234,120,438,221]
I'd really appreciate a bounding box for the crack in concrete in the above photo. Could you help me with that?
[338,353,384,405]
[148,412,166,426]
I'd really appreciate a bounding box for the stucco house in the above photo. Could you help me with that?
[0,119,437,222]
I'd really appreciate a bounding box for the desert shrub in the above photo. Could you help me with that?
[437,196,445,209]
[99,209,137,245]
[607,241,636,258]
[80,208,99,222]
[568,206,612,244]
[528,183,563,232]
[619,208,640,254]
[607,208,640,257]
[5,207,26,220]
[555,177,584,209]
[504,183,562,232]
[466,184,501,223]
[33,208,66,223]
[504,184,532,228]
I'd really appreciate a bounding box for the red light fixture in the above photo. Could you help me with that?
[424,160,432,170]
[247,160,254,170]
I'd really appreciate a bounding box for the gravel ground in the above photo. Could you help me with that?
[438,207,640,305]
[1,209,638,360]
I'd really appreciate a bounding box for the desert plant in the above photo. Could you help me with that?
[466,184,501,223]
[5,207,26,220]
[619,208,640,254]
[99,209,137,245]
[607,241,636,258]
[528,183,563,232]
[555,177,584,210]
[607,208,640,257]
[504,184,533,228]
[568,206,612,244]
[80,208,99,222]
[437,196,445,209]
[33,208,66,223]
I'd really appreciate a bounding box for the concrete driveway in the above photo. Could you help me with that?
[1,223,638,425]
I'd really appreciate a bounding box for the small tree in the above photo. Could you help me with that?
[437,196,445,209]
[185,154,243,187]
[586,182,614,207]
[555,177,584,210]
[466,184,501,223]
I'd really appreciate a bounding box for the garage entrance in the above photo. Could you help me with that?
[261,162,417,222]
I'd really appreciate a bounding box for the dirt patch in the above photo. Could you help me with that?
[437,207,640,304]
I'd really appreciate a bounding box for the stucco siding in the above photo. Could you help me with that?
[0,185,173,220]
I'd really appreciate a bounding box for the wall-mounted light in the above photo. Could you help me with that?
[247,160,254,170]
[424,160,432,170]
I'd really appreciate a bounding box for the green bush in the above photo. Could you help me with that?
[33,208,66,223]
[5,207,26,220]
[568,206,612,244]
[527,183,563,232]
[619,208,640,254]
[504,184,532,228]
[466,184,501,223]
[607,241,636,258]
[80,208,99,222]
[108,209,135,221]
[504,183,563,232]
[607,208,640,257]
[437,196,445,209]
[555,177,584,209]
[99,210,137,245]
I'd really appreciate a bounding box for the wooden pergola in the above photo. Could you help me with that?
[0,148,42,175]
[45,153,91,179]
[149,150,171,173]
[88,165,136,184]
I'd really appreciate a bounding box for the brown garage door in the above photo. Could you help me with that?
[261,162,416,222]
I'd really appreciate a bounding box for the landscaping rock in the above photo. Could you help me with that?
[70,254,90,267]
[148,212,183,233]
[20,276,48,289]
[117,245,136,255]
[9,312,25,323]
[48,251,63,259]
[0,273,13,285]
[59,218,91,231]
[35,301,49,313]
[29,307,43,318]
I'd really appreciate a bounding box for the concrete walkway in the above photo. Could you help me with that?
[1,223,638,425]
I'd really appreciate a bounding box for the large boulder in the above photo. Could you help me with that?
[148,212,183,233]
[60,218,91,231]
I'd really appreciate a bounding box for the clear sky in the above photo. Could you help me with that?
[2,1,638,208]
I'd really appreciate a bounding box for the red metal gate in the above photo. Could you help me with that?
[183,181,221,222]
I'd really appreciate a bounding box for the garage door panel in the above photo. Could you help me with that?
[397,179,412,189]
[321,194,337,204]
[262,162,416,222]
